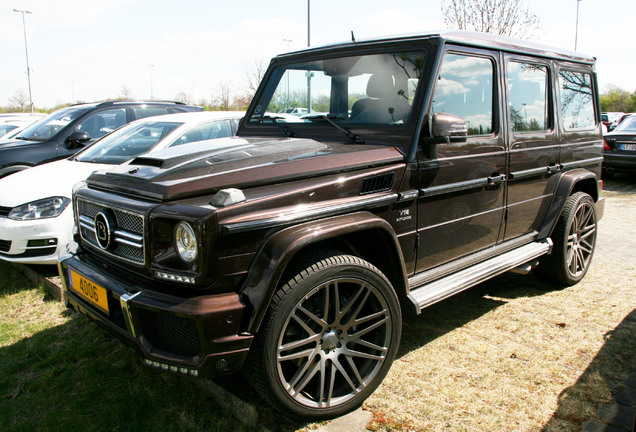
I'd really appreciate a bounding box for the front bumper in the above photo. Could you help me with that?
[0,209,74,265]
[58,254,253,378]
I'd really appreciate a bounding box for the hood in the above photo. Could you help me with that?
[0,159,111,207]
[0,137,42,149]
[86,136,405,201]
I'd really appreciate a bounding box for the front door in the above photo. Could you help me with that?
[416,49,507,272]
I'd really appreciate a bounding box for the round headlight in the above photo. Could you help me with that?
[174,221,198,263]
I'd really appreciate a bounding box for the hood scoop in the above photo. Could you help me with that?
[131,157,164,168]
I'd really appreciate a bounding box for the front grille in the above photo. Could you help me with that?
[137,308,201,357]
[0,239,11,252]
[77,198,145,264]
[0,207,10,218]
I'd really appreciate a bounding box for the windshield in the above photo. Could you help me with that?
[614,116,636,132]
[0,125,18,137]
[248,51,426,128]
[16,107,88,141]
[75,121,182,164]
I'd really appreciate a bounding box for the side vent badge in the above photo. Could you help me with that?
[359,173,396,195]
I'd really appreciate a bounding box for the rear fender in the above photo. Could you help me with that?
[537,168,601,239]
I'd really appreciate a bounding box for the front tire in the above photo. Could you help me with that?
[245,253,402,420]
[535,192,597,286]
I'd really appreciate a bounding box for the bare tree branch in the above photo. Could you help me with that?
[441,0,540,39]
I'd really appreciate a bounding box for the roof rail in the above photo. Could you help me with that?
[94,99,186,107]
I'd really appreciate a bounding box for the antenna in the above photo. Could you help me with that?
[351,31,356,43]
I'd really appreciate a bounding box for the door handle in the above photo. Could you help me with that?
[487,174,506,185]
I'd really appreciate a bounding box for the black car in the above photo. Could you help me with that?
[0,100,202,178]
[603,114,636,176]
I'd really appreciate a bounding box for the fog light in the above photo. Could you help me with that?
[27,238,58,247]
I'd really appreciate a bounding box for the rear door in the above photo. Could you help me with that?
[503,55,559,241]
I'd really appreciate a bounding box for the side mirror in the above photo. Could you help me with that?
[65,131,91,149]
[432,112,468,142]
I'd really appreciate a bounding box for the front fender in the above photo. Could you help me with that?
[239,211,407,334]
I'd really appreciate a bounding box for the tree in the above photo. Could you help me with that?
[8,89,30,112]
[441,0,539,39]
[118,85,134,100]
[243,56,267,102]
[212,80,233,111]
[174,91,190,104]
[599,85,634,113]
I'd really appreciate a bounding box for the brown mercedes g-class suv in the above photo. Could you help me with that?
[58,30,604,420]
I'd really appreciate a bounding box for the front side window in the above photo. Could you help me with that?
[508,61,549,132]
[16,107,88,141]
[559,70,595,130]
[432,53,494,136]
[75,108,126,140]
[248,51,427,127]
[75,121,181,164]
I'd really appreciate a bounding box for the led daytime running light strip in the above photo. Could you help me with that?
[154,271,195,284]
[143,359,198,376]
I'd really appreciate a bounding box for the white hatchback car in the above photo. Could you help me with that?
[0,111,243,264]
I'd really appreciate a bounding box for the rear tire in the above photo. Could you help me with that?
[535,192,597,286]
[244,253,401,420]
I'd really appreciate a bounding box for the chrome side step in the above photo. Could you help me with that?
[407,239,552,313]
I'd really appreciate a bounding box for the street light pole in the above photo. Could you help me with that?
[574,0,582,51]
[13,9,34,113]
[147,64,155,100]
[307,0,311,47]
[283,39,292,109]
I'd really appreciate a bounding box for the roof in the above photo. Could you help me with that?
[278,30,596,65]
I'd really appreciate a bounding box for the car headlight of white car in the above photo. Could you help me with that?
[8,197,71,220]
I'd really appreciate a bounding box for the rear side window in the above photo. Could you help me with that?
[171,120,234,147]
[507,62,549,132]
[559,70,595,130]
[432,53,494,136]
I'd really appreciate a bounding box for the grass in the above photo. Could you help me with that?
[1,176,635,432]
[0,262,256,432]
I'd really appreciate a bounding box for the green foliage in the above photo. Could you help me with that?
[600,84,636,113]
[0,261,255,432]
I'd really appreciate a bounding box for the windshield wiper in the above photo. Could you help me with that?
[15,136,43,141]
[252,115,297,138]
[304,115,364,144]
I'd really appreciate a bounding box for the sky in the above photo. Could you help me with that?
[1,0,634,110]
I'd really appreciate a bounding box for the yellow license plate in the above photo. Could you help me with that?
[69,270,109,314]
